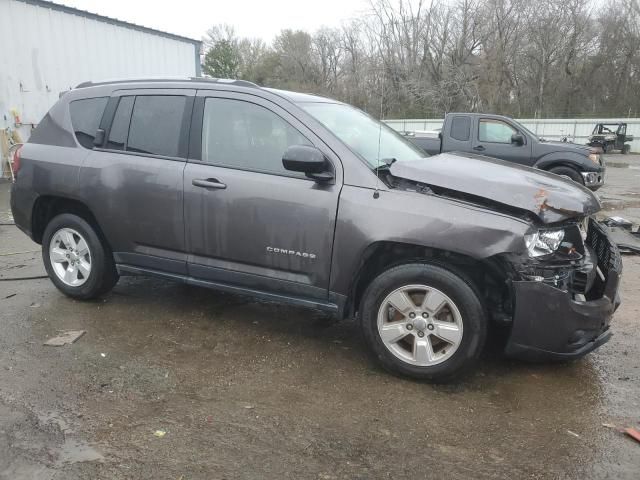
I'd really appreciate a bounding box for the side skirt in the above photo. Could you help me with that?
[116,264,344,315]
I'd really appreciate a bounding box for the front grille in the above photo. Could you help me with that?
[585,218,622,298]
[587,219,622,276]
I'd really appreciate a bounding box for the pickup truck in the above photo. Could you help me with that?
[406,113,605,190]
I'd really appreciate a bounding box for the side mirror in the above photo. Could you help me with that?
[93,128,106,147]
[511,133,524,146]
[282,145,333,182]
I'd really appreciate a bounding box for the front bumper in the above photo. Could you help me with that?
[505,220,622,361]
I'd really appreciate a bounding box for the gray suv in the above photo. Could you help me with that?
[10,78,622,381]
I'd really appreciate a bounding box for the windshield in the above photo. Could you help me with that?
[300,102,425,168]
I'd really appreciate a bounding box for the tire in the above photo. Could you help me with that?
[602,143,608,154]
[42,213,118,300]
[549,165,584,185]
[622,144,630,154]
[360,263,487,382]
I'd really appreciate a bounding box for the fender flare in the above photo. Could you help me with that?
[534,152,600,172]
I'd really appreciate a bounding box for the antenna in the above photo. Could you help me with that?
[374,72,385,199]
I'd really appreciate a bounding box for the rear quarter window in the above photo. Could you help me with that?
[450,116,470,141]
[69,97,108,149]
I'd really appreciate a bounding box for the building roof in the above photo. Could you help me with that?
[17,0,201,47]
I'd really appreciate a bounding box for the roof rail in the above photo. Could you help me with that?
[75,78,260,89]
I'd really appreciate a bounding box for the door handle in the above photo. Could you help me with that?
[473,145,485,152]
[192,178,227,190]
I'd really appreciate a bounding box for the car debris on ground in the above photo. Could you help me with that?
[43,330,86,346]
[603,216,640,254]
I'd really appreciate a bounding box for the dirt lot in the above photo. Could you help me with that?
[1,156,639,479]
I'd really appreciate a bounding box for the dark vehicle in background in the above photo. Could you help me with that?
[9,79,621,381]
[588,123,633,154]
[406,113,606,190]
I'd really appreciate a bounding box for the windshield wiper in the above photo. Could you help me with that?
[373,158,397,172]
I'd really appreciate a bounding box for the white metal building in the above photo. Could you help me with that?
[0,0,202,139]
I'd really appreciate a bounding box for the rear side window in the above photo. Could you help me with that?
[450,116,470,141]
[69,97,108,149]
[127,96,186,157]
[106,96,134,150]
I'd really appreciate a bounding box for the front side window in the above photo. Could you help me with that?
[127,96,186,157]
[69,97,108,149]
[202,98,311,175]
[479,119,517,143]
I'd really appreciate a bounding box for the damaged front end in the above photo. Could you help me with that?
[503,218,622,360]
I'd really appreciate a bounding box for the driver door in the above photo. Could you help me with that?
[183,91,342,301]
[473,117,532,166]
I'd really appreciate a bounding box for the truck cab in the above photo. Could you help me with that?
[408,113,605,190]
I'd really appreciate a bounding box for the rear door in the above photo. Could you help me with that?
[183,90,341,301]
[473,117,532,165]
[79,89,194,274]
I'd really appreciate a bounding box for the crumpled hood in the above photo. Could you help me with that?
[389,152,601,224]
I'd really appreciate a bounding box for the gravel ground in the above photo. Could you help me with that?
[1,155,639,479]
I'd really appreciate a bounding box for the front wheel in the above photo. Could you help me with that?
[42,213,118,299]
[360,263,487,382]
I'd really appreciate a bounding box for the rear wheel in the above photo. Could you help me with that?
[360,263,487,382]
[549,165,584,185]
[42,214,118,299]
[622,144,630,154]
[602,143,609,153]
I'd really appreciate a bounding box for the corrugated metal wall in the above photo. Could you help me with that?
[0,0,200,138]
[385,118,640,152]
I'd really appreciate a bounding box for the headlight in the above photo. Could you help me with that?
[524,229,565,257]
[588,153,600,164]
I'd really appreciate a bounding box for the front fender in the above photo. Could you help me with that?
[535,152,602,172]
[329,185,531,296]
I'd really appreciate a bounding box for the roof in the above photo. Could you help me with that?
[72,79,341,105]
[75,78,258,89]
[16,0,201,46]
[265,88,338,104]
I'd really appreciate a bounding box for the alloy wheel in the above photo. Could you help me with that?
[49,228,92,287]
[377,284,464,366]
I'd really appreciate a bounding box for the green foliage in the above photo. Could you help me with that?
[202,40,240,78]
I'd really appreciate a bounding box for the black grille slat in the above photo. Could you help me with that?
[585,219,622,298]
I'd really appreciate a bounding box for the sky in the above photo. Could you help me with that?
[54,0,371,42]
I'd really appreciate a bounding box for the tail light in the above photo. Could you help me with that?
[11,145,22,180]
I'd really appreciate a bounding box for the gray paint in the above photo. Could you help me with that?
[9,78,620,361]
[411,113,605,181]
[389,152,601,224]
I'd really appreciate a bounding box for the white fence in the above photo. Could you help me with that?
[385,118,640,152]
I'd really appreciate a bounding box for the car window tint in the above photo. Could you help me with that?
[69,97,108,149]
[202,98,311,176]
[450,116,470,141]
[479,119,517,143]
[106,96,134,150]
[127,96,186,157]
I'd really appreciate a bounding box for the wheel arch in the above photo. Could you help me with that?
[534,152,596,172]
[344,240,511,322]
[32,195,106,245]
